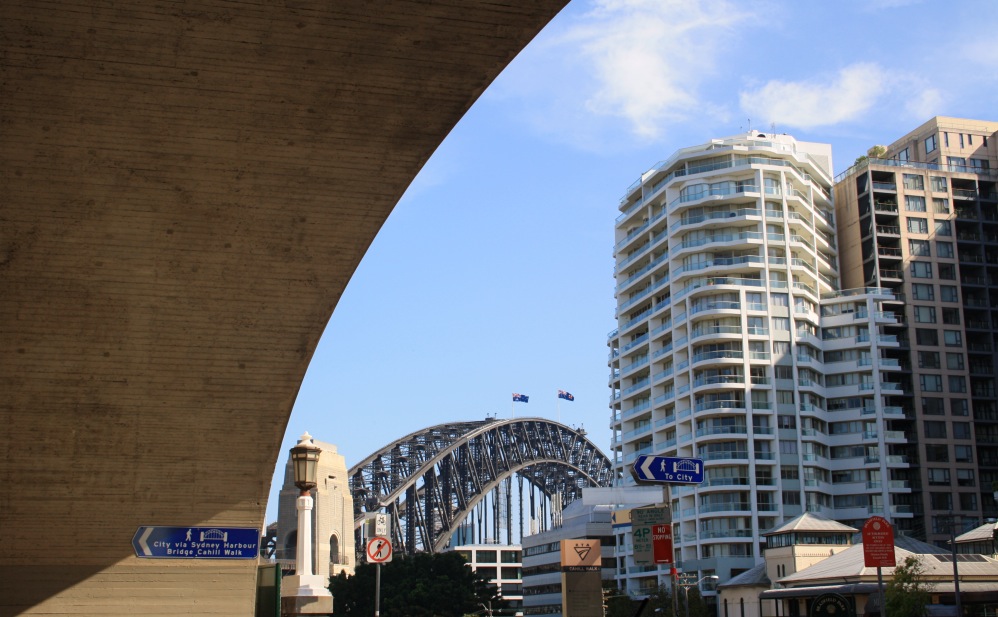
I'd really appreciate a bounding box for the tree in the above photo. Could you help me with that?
[854,144,888,166]
[329,552,505,617]
[884,555,930,617]
[602,582,639,617]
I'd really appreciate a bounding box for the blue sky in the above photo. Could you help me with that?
[266,0,998,523]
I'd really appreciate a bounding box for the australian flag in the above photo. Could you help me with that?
[512,393,529,403]
[558,390,575,402]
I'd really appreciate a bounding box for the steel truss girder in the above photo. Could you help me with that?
[349,417,617,554]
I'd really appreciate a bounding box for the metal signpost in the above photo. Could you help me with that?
[131,526,259,559]
[367,536,392,617]
[630,455,705,617]
[862,516,896,617]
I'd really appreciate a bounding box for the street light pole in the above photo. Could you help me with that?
[678,575,718,617]
[281,432,333,616]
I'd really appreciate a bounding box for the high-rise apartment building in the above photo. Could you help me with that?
[834,116,998,545]
[609,131,908,592]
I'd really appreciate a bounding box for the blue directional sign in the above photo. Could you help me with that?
[131,526,259,559]
[632,455,705,484]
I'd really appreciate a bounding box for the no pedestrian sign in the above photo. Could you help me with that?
[367,536,393,563]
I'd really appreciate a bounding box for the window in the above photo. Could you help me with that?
[924,421,947,438]
[946,352,965,370]
[948,376,967,393]
[968,134,974,145]
[778,414,796,428]
[936,242,954,258]
[898,147,910,162]
[781,466,799,480]
[773,341,790,355]
[920,375,943,392]
[907,217,928,234]
[935,220,952,236]
[771,293,789,307]
[971,158,990,170]
[905,195,926,212]
[911,283,934,300]
[960,493,978,511]
[916,328,938,346]
[930,492,952,510]
[942,309,960,325]
[953,422,971,439]
[955,445,973,462]
[951,399,969,416]
[957,469,976,487]
[931,176,948,192]
[922,397,944,415]
[909,240,931,257]
[910,262,932,278]
[913,306,936,323]
[903,174,924,190]
[938,264,956,280]
[959,133,965,148]
[934,198,950,214]
[775,366,793,380]
[925,134,937,154]
[939,285,957,301]
[944,330,963,346]
[926,445,949,462]
[771,317,790,331]
[928,468,950,485]
[780,440,798,454]
[918,351,940,369]
[782,491,801,505]
[949,156,967,169]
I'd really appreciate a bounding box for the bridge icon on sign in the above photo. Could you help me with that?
[673,459,701,475]
[200,529,229,542]
[574,545,591,561]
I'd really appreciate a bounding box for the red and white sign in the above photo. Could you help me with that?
[366,536,393,563]
[862,516,896,567]
[652,524,673,565]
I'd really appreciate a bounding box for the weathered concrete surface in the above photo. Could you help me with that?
[0,1,566,614]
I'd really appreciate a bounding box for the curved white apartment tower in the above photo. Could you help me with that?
[609,131,910,594]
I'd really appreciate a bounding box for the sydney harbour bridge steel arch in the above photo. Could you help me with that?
[349,417,617,555]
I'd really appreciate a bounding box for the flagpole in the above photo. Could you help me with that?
[557,397,561,424]
[512,397,515,420]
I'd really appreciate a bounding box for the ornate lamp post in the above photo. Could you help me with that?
[282,432,333,616]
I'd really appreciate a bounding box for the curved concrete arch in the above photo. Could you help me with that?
[0,2,568,614]
[349,417,618,554]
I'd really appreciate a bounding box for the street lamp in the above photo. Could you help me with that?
[678,575,718,617]
[281,432,333,616]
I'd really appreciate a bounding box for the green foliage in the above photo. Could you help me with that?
[602,582,639,617]
[855,144,888,166]
[329,552,504,617]
[884,555,930,617]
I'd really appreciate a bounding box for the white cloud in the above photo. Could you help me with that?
[739,63,945,131]
[491,0,753,145]
[573,0,750,138]
[739,63,884,130]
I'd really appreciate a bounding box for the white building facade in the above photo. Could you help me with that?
[609,131,912,592]
[452,544,524,616]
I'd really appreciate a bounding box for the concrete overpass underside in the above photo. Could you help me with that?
[0,1,566,614]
